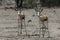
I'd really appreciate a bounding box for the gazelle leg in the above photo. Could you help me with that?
[18,19,21,36]
[42,29,45,38]
[42,22,45,38]
[18,19,22,36]
[20,20,22,35]
[39,19,41,38]
[17,19,19,35]
[47,20,50,38]
[24,19,27,36]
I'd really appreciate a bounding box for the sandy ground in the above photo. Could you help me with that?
[0,6,60,40]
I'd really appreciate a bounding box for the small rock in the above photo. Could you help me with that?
[32,15,35,17]
[28,20,32,23]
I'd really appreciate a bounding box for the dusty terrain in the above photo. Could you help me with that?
[0,5,60,40]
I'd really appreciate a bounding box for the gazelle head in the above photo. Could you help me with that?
[17,10,24,15]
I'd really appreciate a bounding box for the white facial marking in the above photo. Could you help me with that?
[18,11,20,14]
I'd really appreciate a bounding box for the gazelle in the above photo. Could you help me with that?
[17,10,27,36]
[37,9,50,38]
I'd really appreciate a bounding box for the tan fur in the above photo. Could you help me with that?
[40,15,48,22]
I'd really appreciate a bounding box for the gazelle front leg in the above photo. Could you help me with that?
[24,19,27,36]
[17,15,22,36]
[17,16,20,36]
[20,20,23,35]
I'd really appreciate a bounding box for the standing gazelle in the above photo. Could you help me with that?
[37,9,50,38]
[17,10,27,36]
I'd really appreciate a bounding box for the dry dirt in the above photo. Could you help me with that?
[0,6,60,40]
